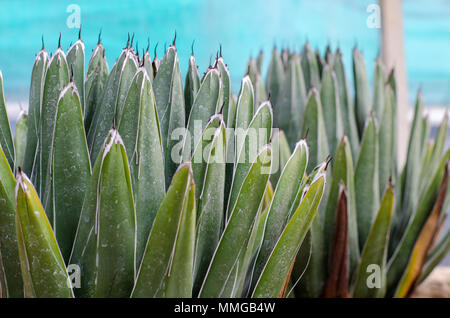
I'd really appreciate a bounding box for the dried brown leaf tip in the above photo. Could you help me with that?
[322,183,349,298]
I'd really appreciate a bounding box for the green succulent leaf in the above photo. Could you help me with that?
[352,48,371,134]
[235,75,255,133]
[142,50,154,84]
[266,47,285,118]
[353,182,394,298]
[119,69,165,264]
[39,48,70,213]
[252,172,325,298]
[355,115,379,247]
[23,48,48,176]
[132,163,195,298]
[193,117,226,294]
[85,43,109,132]
[70,129,136,298]
[87,48,138,163]
[67,39,85,113]
[372,58,386,123]
[14,111,28,169]
[15,170,73,298]
[0,72,14,171]
[0,145,22,297]
[184,54,201,118]
[333,49,359,158]
[253,140,308,287]
[278,54,307,148]
[301,43,321,92]
[217,57,231,120]
[51,83,91,261]
[378,85,396,197]
[320,65,343,157]
[301,89,329,171]
[270,130,292,187]
[183,67,222,161]
[153,45,185,185]
[227,102,272,219]
[199,146,271,297]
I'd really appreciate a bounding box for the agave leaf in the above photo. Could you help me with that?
[323,136,359,275]
[278,54,307,148]
[240,184,274,297]
[132,163,196,297]
[0,146,22,297]
[184,54,201,117]
[14,111,28,168]
[84,42,109,132]
[256,50,264,74]
[266,47,285,116]
[39,48,69,211]
[353,182,394,298]
[119,69,165,264]
[67,39,85,113]
[153,46,185,184]
[294,161,328,297]
[235,76,255,134]
[320,65,343,157]
[142,49,154,84]
[393,92,425,243]
[419,230,450,283]
[253,140,308,287]
[15,170,73,298]
[51,83,91,261]
[394,165,448,297]
[322,184,349,298]
[387,150,450,294]
[378,85,396,197]
[372,58,386,122]
[301,43,321,92]
[87,47,138,163]
[0,72,14,171]
[252,172,325,298]
[301,89,329,171]
[224,94,238,212]
[227,102,272,219]
[23,48,48,176]
[324,46,334,65]
[70,129,135,298]
[355,115,379,247]
[247,58,267,108]
[183,68,222,161]
[333,49,359,158]
[270,130,292,186]
[199,146,271,297]
[420,113,448,192]
[352,48,371,134]
[216,56,235,124]
[193,117,226,294]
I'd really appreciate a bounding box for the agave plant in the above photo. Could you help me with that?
[0,31,448,299]
[0,33,328,298]
[255,44,450,297]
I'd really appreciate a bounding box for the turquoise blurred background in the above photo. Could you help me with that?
[0,0,449,106]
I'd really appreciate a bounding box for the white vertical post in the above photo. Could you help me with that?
[380,0,409,166]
